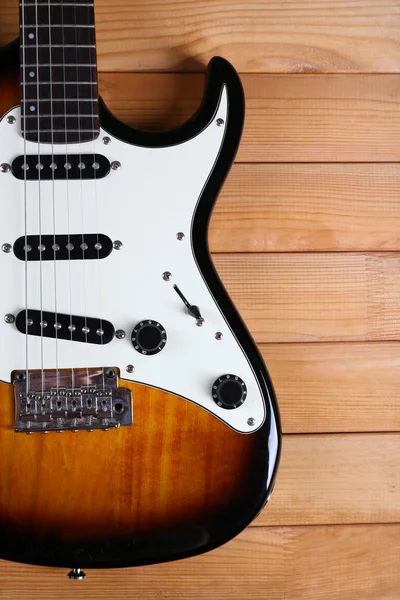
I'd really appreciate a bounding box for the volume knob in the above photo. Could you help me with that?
[131,320,167,355]
[212,374,247,410]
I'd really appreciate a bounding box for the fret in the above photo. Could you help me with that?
[21,24,95,28]
[23,83,98,99]
[22,66,96,82]
[21,116,99,131]
[23,47,97,64]
[20,0,99,144]
[22,6,94,27]
[24,82,97,85]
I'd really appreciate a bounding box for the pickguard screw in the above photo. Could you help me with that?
[4,314,15,324]
[247,417,256,427]
[111,161,121,171]
[16,372,26,382]
[195,318,205,327]
[113,240,123,250]
[215,332,223,340]
[0,164,11,173]
[126,364,135,373]
[176,232,185,241]
[2,243,12,253]
[216,118,224,127]
[102,137,111,145]
[162,271,172,281]
[105,368,116,378]
[116,329,126,339]
[7,116,16,124]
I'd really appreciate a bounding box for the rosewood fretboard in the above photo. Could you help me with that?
[20,0,100,144]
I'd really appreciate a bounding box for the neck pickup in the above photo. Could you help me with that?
[13,234,113,261]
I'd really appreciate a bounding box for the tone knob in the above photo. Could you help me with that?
[131,320,167,355]
[212,374,247,410]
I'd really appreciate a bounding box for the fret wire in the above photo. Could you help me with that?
[21,3,94,5]
[21,24,95,28]
[21,99,99,102]
[27,45,96,48]
[21,129,99,133]
[21,64,96,67]
[24,81,97,85]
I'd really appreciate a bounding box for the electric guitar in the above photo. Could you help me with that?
[0,0,281,577]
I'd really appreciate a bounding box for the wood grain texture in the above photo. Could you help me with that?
[98,73,400,162]
[262,342,400,433]
[210,163,400,253]
[2,0,400,74]
[257,433,400,526]
[0,380,263,548]
[1,524,399,600]
[214,252,400,343]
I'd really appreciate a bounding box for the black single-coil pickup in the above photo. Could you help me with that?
[11,154,110,181]
[13,234,112,261]
[16,310,115,345]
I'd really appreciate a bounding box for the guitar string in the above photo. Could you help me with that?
[21,0,29,394]
[87,0,107,396]
[73,0,91,392]
[47,0,60,394]
[61,0,76,394]
[34,0,45,397]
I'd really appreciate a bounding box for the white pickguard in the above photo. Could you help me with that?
[0,88,268,434]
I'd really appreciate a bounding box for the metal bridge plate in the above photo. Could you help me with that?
[13,367,132,433]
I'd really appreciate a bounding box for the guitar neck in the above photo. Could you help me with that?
[20,0,100,145]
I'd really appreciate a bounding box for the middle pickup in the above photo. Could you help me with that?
[13,234,113,261]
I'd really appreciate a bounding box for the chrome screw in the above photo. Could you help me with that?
[162,271,172,281]
[126,364,135,373]
[4,314,15,324]
[215,332,223,340]
[195,318,205,327]
[247,417,256,427]
[216,118,224,127]
[6,116,16,124]
[0,164,11,173]
[115,329,126,339]
[2,243,12,253]
[176,232,185,241]
[111,161,121,171]
[102,137,111,145]
[113,240,123,250]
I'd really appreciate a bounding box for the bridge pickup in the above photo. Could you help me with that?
[11,154,110,180]
[15,310,115,344]
[13,234,113,261]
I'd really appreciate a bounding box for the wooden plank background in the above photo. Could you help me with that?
[1,1,400,598]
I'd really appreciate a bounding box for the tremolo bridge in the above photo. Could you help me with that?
[13,368,132,434]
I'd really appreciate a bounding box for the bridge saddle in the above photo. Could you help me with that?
[13,368,132,434]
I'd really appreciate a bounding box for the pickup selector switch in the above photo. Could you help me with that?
[131,321,167,355]
[212,374,247,409]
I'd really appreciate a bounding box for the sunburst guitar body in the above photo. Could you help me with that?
[0,0,280,575]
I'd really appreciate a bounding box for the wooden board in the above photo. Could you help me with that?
[210,163,400,253]
[98,73,400,162]
[263,342,400,433]
[214,252,400,343]
[1,524,399,599]
[257,433,400,526]
[2,0,400,74]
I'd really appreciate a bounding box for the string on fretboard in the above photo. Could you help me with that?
[20,0,100,144]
